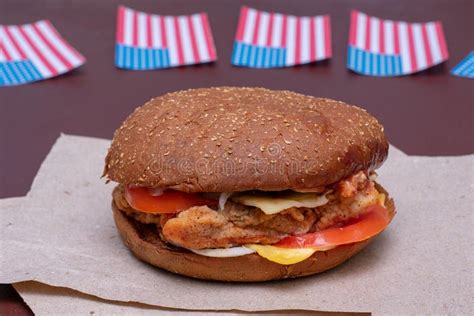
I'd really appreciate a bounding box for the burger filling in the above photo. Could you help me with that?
[113,170,389,262]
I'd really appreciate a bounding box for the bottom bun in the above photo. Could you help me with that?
[112,184,395,282]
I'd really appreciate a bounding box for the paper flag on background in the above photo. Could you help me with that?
[115,6,217,70]
[231,6,331,68]
[450,52,474,78]
[0,20,85,86]
[347,10,448,76]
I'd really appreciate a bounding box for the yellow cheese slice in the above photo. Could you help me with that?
[245,244,316,265]
[232,191,329,215]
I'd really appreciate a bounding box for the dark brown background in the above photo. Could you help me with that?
[1,0,473,314]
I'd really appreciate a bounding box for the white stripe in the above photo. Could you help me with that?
[137,12,147,48]
[370,17,380,53]
[35,21,82,67]
[300,17,310,63]
[0,27,22,60]
[8,26,51,76]
[0,26,5,61]
[315,16,324,59]
[178,16,194,64]
[256,12,269,46]
[271,14,283,47]
[23,24,67,73]
[426,22,442,63]
[123,8,134,46]
[151,15,162,48]
[412,23,427,70]
[164,16,179,66]
[384,20,395,54]
[192,14,209,62]
[286,15,297,65]
[398,22,411,74]
[242,8,256,44]
[355,12,366,50]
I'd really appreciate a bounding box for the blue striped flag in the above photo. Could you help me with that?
[115,6,217,70]
[347,11,449,76]
[451,52,474,78]
[231,6,331,68]
[0,20,85,86]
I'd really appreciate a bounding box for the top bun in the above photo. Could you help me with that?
[104,87,388,192]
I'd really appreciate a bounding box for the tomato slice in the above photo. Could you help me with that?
[274,204,391,249]
[125,187,217,214]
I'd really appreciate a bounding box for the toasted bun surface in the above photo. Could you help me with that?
[104,87,388,192]
[113,183,395,282]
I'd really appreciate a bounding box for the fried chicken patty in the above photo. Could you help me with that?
[113,171,380,249]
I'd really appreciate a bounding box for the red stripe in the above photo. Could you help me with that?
[0,41,7,61]
[364,15,371,50]
[18,26,57,75]
[266,13,274,46]
[32,23,73,68]
[236,6,248,42]
[4,26,27,59]
[324,15,331,57]
[173,16,185,64]
[393,22,400,55]
[187,15,200,62]
[201,13,216,60]
[160,16,167,48]
[1,35,13,60]
[116,6,125,43]
[435,22,448,59]
[407,24,418,71]
[349,11,357,46]
[309,17,316,60]
[421,24,433,66]
[379,19,385,54]
[295,17,301,64]
[146,14,153,48]
[251,10,261,45]
[43,20,84,62]
[132,11,138,46]
[281,15,287,47]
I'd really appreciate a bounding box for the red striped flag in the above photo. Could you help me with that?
[0,20,85,86]
[347,10,449,76]
[115,6,217,70]
[232,6,331,68]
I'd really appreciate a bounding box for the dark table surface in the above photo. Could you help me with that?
[1,0,473,314]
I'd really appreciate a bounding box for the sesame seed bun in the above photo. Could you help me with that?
[104,87,388,192]
[112,183,395,282]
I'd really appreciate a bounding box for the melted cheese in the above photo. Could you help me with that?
[245,244,316,265]
[232,191,329,215]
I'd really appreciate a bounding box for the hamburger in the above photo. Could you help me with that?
[103,87,395,282]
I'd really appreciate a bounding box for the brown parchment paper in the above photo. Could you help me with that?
[1,134,472,314]
[13,281,353,316]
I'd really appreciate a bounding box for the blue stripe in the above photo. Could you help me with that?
[17,60,33,82]
[157,49,163,68]
[347,46,403,77]
[115,44,172,70]
[0,60,44,86]
[0,64,11,85]
[451,51,474,78]
[2,63,18,85]
[231,42,287,68]
[231,42,240,65]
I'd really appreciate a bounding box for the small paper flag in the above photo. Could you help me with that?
[347,10,449,76]
[231,6,331,68]
[450,52,474,78]
[0,20,85,86]
[115,6,217,70]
